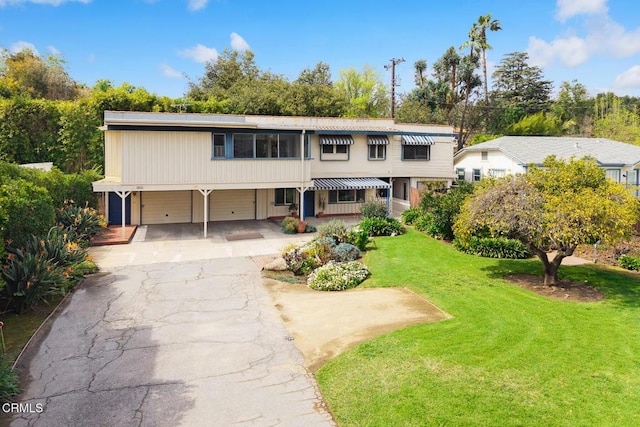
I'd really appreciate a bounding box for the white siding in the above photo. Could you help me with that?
[454,150,526,181]
[104,132,122,180]
[210,190,255,221]
[141,191,192,224]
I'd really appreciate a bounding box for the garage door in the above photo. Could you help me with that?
[210,190,255,221]
[141,191,192,224]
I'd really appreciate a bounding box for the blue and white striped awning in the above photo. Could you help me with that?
[367,135,389,145]
[311,177,391,190]
[319,135,354,145]
[401,135,435,145]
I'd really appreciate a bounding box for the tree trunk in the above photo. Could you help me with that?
[543,262,559,286]
[482,49,488,104]
[531,247,564,286]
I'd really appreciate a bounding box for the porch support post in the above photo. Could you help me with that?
[198,189,213,238]
[300,129,306,220]
[386,186,391,216]
[115,190,131,238]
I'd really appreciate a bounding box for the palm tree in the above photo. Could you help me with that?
[475,14,502,103]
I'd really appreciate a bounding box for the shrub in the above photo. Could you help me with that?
[282,239,334,275]
[401,207,421,225]
[618,255,640,271]
[315,236,338,248]
[305,223,317,233]
[56,201,107,245]
[281,216,300,234]
[1,246,67,313]
[0,179,55,246]
[360,198,388,218]
[413,213,433,233]
[307,261,370,291]
[317,219,348,243]
[418,182,475,240]
[360,217,405,237]
[334,243,361,262]
[24,227,88,268]
[453,236,531,259]
[344,228,370,251]
[0,354,19,403]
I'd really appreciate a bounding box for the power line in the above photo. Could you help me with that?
[385,58,405,119]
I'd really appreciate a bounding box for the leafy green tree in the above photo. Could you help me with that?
[58,100,104,172]
[491,52,552,116]
[0,48,80,100]
[505,111,562,136]
[552,80,592,135]
[287,62,345,117]
[455,157,639,285]
[0,179,55,246]
[0,98,62,165]
[335,66,389,118]
[593,94,640,145]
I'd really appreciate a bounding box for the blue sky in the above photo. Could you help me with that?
[1,0,640,99]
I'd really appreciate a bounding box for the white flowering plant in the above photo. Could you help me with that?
[307,261,370,291]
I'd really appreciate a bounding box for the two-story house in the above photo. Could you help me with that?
[93,111,457,236]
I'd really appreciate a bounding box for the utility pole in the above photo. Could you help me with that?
[385,57,405,119]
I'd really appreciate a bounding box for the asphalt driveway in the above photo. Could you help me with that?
[12,255,335,426]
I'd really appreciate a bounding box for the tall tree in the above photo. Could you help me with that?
[457,30,483,150]
[471,14,501,103]
[455,157,639,285]
[335,66,389,118]
[593,94,640,145]
[552,80,592,135]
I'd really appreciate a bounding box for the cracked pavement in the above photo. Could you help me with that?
[11,256,335,426]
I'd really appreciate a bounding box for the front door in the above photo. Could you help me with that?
[304,191,315,218]
[108,192,131,225]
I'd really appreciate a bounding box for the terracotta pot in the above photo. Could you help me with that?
[297,221,308,233]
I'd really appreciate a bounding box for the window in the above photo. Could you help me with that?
[481,151,488,161]
[402,145,430,160]
[233,133,301,159]
[369,145,386,160]
[275,188,295,206]
[472,169,481,182]
[233,134,254,158]
[322,144,334,154]
[212,134,225,158]
[605,169,621,183]
[491,169,506,178]
[336,145,348,154]
[328,189,366,204]
[456,168,465,182]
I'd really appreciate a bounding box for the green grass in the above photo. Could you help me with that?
[316,229,640,426]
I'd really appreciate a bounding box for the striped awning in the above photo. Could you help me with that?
[401,135,435,145]
[311,177,391,190]
[319,135,354,145]
[367,135,389,145]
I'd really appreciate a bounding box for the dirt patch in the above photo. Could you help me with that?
[504,273,604,302]
[263,278,451,372]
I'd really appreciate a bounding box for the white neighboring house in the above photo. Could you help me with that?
[92,111,457,236]
[454,136,640,190]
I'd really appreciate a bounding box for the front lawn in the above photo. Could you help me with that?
[317,229,640,426]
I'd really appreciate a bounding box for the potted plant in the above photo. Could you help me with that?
[289,202,298,217]
[297,220,308,233]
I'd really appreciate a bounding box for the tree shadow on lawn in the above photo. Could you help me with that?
[481,258,640,308]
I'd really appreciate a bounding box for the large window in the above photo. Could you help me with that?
[328,189,366,204]
[275,188,295,206]
[233,134,254,158]
[472,169,482,182]
[402,145,430,160]
[606,169,621,183]
[232,133,301,159]
[212,134,225,158]
[369,145,386,160]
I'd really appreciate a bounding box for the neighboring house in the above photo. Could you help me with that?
[93,111,457,236]
[454,136,640,189]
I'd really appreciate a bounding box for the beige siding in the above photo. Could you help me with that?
[210,190,255,221]
[192,191,205,223]
[390,138,454,179]
[141,191,192,224]
[310,135,393,178]
[131,192,141,225]
[104,131,122,180]
[256,189,269,220]
[120,131,310,186]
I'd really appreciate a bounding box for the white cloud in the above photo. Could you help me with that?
[0,0,91,6]
[613,65,640,90]
[47,45,61,56]
[527,35,590,67]
[9,41,38,55]
[161,64,183,79]
[179,44,218,63]
[186,0,207,11]
[230,32,250,51]
[555,0,608,22]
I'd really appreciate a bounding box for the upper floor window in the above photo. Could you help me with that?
[212,134,225,159]
[320,135,352,160]
[481,151,488,160]
[403,145,430,160]
[232,133,301,159]
[368,135,388,160]
[401,135,433,161]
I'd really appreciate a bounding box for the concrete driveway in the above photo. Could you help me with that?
[12,221,336,426]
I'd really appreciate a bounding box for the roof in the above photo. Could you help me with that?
[102,111,457,139]
[454,136,640,166]
[311,177,391,190]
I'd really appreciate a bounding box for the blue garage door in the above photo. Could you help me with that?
[108,192,131,225]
